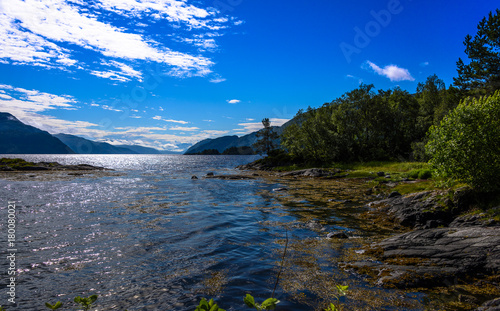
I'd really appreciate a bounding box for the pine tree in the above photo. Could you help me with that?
[454,9,500,95]
[253,118,279,155]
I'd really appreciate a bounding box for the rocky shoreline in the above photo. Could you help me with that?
[238,162,500,310]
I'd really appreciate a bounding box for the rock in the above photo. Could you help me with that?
[306,220,324,231]
[327,231,349,239]
[450,211,498,227]
[273,187,288,192]
[191,175,198,179]
[368,191,457,229]
[205,175,255,180]
[388,191,402,198]
[476,298,500,311]
[281,168,331,178]
[206,172,214,176]
[384,175,392,179]
[351,227,500,289]
[377,172,385,177]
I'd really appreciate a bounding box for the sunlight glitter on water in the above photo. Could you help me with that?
[0,155,426,310]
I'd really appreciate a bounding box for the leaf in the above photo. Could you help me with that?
[209,304,219,311]
[88,295,98,304]
[261,298,280,310]
[336,285,349,296]
[243,294,257,309]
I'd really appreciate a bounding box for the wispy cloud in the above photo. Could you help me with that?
[209,74,226,83]
[169,126,199,131]
[227,99,240,104]
[364,61,415,82]
[152,116,189,124]
[420,61,430,67]
[238,118,290,134]
[0,0,237,81]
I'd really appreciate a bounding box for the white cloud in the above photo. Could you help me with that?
[365,61,415,82]
[152,115,189,124]
[227,99,240,104]
[0,0,237,81]
[238,118,290,134]
[420,61,430,67]
[210,75,226,83]
[169,126,199,131]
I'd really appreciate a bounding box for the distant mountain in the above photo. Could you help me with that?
[116,144,162,154]
[185,136,239,154]
[0,112,74,154]
[54,134,138,154]
[184,120,292,155]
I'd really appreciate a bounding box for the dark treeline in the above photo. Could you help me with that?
[278,9,499,165]
[281,76,461,163]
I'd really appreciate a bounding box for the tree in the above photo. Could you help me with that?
[253,118,279,155]
[426,91,500,192]
[454,9,500,95]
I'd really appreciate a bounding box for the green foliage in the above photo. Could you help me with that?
[407,169,433,180]
[243,294,279,310]
[45,301,63,310]
[454,9,500,95]
[74,295,98,311]
[281,84,431,163]
[426,91,500,192]
[195,298,225,311]
[0,306,6,311]
[323,285,349,311]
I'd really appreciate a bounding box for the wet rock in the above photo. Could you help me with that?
[327,231,349,239]
[388,191,402,198]
[305,220,324,231]
[206,172,214,176]
[368,191,456,229]
[475,297,500,311]
[205,175,255,180]
[281,168,332,178]
[273,187,288,192]
[351,227,500,289]
[450,211,499,227]
[191,175,198,179]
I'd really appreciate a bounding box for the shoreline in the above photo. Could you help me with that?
[238,163,500,310]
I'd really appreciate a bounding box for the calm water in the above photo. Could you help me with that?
[0,155,424,310]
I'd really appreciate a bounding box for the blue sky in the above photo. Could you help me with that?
[0,0,497,151]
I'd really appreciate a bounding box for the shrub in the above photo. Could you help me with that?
[426,91,500,191]
[417,169,433,180]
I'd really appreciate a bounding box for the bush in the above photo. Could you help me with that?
[426,91,500,191]
[417,169,433,180]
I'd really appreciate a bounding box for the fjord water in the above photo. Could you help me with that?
[0,155,423,310]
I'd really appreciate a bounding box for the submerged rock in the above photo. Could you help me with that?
[327,231,349,239]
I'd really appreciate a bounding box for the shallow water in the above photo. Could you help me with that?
[0,155,425,310]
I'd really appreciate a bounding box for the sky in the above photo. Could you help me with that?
[0,0,498,152]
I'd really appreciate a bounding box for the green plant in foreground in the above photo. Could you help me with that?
[195,298,225,311]
[74,295,98,311]
[45,301,63,310]
[324,285,349,311]
[244,294,279,310]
